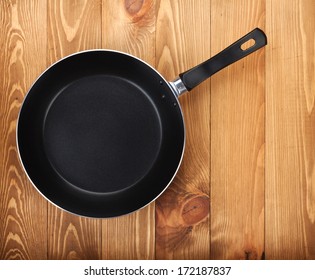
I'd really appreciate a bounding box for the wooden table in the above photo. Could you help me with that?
[0,0,314,260]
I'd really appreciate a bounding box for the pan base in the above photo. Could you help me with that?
[43,75,162,193]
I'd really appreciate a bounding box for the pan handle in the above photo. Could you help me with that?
[169,28,267,96]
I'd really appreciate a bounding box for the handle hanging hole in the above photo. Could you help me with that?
[241,38,256,51]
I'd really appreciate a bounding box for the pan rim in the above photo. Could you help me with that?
[16,48,186,218]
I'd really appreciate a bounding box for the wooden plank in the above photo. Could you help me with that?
[101,0,156,260]
[47,0,102,260]
[210,0,265,259]
[48,207,101,259]
[155,0,211,259]
[0,0,47,259]
[266,0,315,259]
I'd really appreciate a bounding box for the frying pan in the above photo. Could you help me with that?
[17,28,267,218]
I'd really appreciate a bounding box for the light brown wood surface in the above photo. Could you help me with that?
[0,0,47,259]
[210,0,265,260]
[266,0,315,259]
[0,0,314,260]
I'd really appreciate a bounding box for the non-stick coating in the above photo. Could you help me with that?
[17,51,185,217]
[44,75,162,193]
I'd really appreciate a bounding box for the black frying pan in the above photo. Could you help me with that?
[17,28,267,218]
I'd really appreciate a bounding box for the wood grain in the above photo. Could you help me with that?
[47,0,102,59]
[155,0,211,259]
[101,0,156,260]
[46,0,102,260]
[266,0,315,259]
[210,0,265,259]
[1,0,315,260]
[48,207,101,259]
[0,0,47,259]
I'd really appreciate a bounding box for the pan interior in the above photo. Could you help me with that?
[43,74,162,193]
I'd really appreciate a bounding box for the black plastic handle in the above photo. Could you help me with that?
[178,28,267,91]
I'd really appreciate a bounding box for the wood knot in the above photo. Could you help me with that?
[125,0,144,15]
[244,248,258,260]
[155,191,209,254]
[181,195,209,226]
